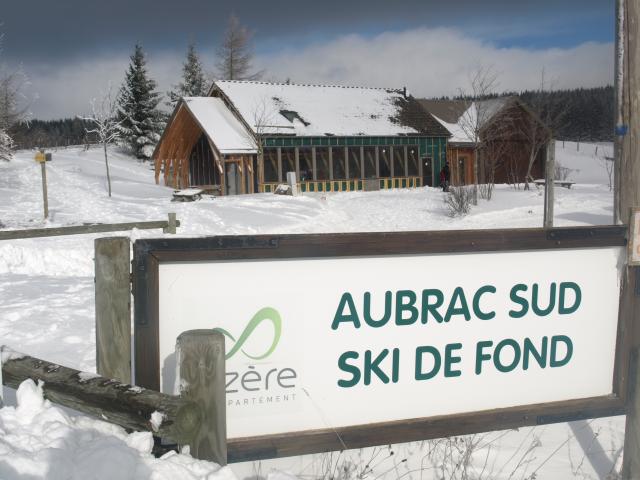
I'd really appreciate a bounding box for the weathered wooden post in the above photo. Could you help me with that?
[164,212,178,234]
[621,0,640,476]
[95,237,131,383]
[543,139,555,229]
[35,151,49,220]
[176,330,226,465]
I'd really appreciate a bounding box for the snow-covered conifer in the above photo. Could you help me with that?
[116,44,163,160]
[0,129,13,161]
[167,43,208,109]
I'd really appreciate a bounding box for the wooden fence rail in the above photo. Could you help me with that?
[1,339,226,465]
[0,213,179,240]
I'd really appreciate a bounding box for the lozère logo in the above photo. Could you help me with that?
[215,307,298,402]
[214,307,282,360]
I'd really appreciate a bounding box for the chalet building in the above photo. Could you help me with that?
[154,81,450,195]
[419,97,551,186]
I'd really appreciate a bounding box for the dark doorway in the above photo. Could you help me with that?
[225,162,240,195]
[458,157,467,185]
[189,135,219,187]
[422,156,433,187]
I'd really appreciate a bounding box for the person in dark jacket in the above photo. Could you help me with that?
[440,162,451,192]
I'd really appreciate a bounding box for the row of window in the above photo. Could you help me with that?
[262,146,421,183]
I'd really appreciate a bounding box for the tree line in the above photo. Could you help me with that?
[2,14,262,159]
[2,15,615,161]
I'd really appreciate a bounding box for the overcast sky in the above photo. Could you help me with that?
[1,0,614,119]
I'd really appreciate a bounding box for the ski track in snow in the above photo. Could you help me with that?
[0,143,625,479]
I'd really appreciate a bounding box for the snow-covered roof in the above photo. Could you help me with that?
[182,97,257,154]
[212,80,449,137]
[420,98,513,145]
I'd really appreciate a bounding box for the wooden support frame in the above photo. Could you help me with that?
[133,225,629,463]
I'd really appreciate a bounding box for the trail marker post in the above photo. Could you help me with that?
[35,151,48,220]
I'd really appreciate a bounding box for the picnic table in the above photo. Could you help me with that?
[533,179,575,189]
[172,188,204,202]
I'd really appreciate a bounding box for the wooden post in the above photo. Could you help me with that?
[614,0,625,224]
[312,147,317,181]
[622,0,640,476]
[329,147,334,181]
[41,161,49,220]
[543,140,556,229]
[164,213,177,234]
[177,330,226,465]
[95,237,131,383]
[344,147,349,179]
[277,147,282,183]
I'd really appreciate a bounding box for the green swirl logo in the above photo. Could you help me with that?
[214,307,282,360]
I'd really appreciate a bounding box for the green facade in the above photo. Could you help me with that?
[262,136,448,187]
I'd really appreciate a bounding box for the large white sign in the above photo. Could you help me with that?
[158,247,622,439]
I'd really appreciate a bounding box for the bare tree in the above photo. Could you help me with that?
[245,97,275,190]
[520,70,560,189]
[0,33,30,160]
[457,66,499,204]
[599,156,615,191]
[81,88,122,197]
[478,126,512,200]
[216,15,263,81]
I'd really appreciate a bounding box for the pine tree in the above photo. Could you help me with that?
[167,43,208,109]
[116,44,163,160]
[0,129,12,161]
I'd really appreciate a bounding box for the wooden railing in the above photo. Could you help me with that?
[260,176,422,193]
[0,213,179,241]
[1,330,226,465]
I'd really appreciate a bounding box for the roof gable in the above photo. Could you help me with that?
[419,97,531,143]
[182,97,257,154]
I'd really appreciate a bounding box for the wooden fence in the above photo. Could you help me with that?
[0,213,179,241]
[0,331,226,465]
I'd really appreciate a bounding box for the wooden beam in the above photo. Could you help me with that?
[2,349,201,444]
[95,237,131,383]
[0,219,181,241]
[177,330,227,465]
[621,0,640,476]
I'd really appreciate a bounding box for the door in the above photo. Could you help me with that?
[225,162,241,195]
[458,156,467,185]
[422,157,433,187]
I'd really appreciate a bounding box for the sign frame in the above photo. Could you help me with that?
[628,207,640,266]
[133,225,630,463]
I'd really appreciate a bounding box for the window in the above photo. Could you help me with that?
[281,148,295,178]
[347,147,362,179]
[333,147,346,179]
[393,147,405,177]
[363,147,376,178]
[316,147,330,180]
[263,148,279,183]
[408,146,419,177]
[298,148,313,181]
[379,147,391,177]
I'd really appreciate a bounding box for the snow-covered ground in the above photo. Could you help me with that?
[0,142,623,479]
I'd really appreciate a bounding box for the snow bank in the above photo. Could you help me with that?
[0,379,238,480]
[0,240,93,277]
[556,140,613,184]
